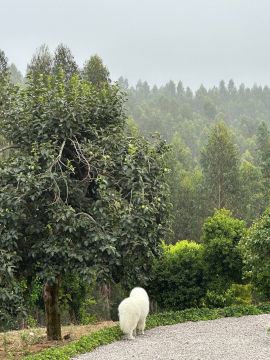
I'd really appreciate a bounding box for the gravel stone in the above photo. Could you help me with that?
[72,314,270,360]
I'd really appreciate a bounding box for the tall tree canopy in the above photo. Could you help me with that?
[53,44,78,79]
[9,64,24,85]
[201,122,241,214]
[256,121,270,180]
[0,69,170,338]
[27,44,52,77]
[0,49,8,77]
[82,54,110,87]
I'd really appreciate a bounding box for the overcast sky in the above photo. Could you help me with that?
[1,0,270,89]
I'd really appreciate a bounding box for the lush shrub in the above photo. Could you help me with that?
[149,240,207,310]
[202,209,246,288]
[240,206,270,300]
[204,284,252,308]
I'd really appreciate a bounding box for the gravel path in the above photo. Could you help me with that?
[73,314,270,360]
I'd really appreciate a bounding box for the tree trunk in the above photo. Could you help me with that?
[43,277,62,340]
[99,283,111,320]
[218,183,221,209]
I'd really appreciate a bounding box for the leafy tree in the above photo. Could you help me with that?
[27,44,52,76]
[185,86,193,98]
[82,54,110,87]
[60,273,93,324]
[203,98,217,120]
[240,207,270,300]
[196,84,207,98]
[0,70,170,339]
[0,49,9,103]
[239,156,266,223]
[256,121,270,179]
[163,81,176,97]
[201,122,241,213]
[53,44,78,79]
[166,135,203,241]
[135,80,150,99]
[149,240,207,310]
[0,49,8,77]
[117,76,129,90]
[0,49,10,157]
[202,209,246,289]
[228,79,237,96]
[9,63,24,84]
[176,80,184,97]
[219,80,227,98]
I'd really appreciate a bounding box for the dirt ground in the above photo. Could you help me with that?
[0,321,115,359]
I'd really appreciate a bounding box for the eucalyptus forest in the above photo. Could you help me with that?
[0,45,270,357]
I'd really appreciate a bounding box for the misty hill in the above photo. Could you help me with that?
[121,78,270,161]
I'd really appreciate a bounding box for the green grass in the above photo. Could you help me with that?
[23,326,122,360]
[23,303,270,360]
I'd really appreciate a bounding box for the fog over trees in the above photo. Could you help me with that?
[121,77,270,240]
[1,44,270,346]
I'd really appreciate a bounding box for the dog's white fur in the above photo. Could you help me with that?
[118,287,149,340]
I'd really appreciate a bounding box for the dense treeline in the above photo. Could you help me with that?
[120,78,270,241]
[124,78,270,155]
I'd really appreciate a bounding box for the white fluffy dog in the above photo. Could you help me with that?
[118,287,149,340]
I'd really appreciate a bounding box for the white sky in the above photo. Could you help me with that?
[1,0,270,89]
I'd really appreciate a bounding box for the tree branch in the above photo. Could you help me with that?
[75,211,98,225]
[48,140,66,171]
[75,211,106,233]
[0,145,20,153]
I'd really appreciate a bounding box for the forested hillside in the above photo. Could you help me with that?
[4,63,270,242]
[2,0,270,356]
[1,45,270,345]
[124,78,270,156]
[120,78,270,241]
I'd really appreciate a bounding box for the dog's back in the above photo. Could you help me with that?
[130,287,149,319]
[118,287,149,339]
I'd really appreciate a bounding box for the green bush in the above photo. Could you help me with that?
[149,240,207,310]
[240,206,270,300]
[202,209,246,288]
[204,284,252,308]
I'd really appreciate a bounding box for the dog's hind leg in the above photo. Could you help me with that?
[126,329,135,340]
[137,318,146,335]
